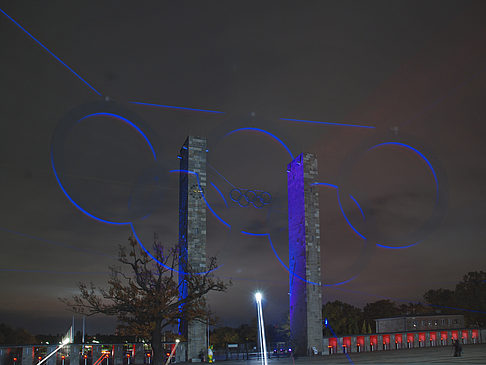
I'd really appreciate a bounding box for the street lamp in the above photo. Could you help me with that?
[254,292,268,365]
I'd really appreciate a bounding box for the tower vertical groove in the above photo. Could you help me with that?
[288,153,323,355]
[178,136,207,361]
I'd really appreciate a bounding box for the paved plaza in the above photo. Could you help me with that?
[213,344,486,365]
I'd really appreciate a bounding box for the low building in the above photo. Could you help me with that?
[375,314,464,333]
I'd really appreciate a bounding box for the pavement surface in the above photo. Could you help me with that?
[205,344,486,365]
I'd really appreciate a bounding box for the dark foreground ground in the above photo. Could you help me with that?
[204,344,486,365]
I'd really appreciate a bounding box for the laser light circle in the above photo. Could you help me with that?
[337,134,448,250]
[50,101,161,225]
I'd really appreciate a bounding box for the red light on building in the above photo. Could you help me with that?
[370,335,378,346]
[357,336,365,347]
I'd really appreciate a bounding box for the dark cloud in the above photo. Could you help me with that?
[1,0,485,334]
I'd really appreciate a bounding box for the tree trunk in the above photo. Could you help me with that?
[151,319,163,365]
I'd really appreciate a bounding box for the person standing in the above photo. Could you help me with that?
[453,339,462,357]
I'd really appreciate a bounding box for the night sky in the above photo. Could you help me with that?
[1,1,485,335]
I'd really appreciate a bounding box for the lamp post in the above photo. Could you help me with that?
[255,292,268,365]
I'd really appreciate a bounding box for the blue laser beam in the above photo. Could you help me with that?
[130,221,219,276]
[50,111,157,225]
[51,153,128,225]
[313,142,438,250]
[77,113,157,160]
[311,182,366,232]
[169,169,231,229]
[349,194,365,221]
[210,181,228,207]
[280,118,375,129]
[128,101,225,114]
[241,231,355,287]
[368,142,439,200]
[0,8,102,96]
[208,163,236,188]
[324,319,354,364]
[224,128,294,160]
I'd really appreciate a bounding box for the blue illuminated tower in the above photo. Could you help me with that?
[178,136,207,361]
[288,153,323,355]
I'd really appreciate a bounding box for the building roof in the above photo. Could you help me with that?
[375,314,464,321]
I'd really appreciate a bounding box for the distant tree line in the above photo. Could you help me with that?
[3,270,483,347]
[209,320,289,351]
[0,325,147,346]
[322,270,486,336]
[0,323,36,345]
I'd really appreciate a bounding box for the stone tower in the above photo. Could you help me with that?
[178,136,207,361]
[287,153,323,356]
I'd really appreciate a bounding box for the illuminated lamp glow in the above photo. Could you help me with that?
[255,292,262,302]
[0,8,102,96]
[51,112,157,225]
[224,127,294,160]
[280,117,375,129]
[128,101,225,114]
[210,181,228,207]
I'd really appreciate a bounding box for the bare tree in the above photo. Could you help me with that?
[61,236,228,365]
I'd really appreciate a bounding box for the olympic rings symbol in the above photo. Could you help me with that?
[229,188,272,208]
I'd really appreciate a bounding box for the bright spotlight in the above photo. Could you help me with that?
[175,339,180,343]
[255,292,262,302]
